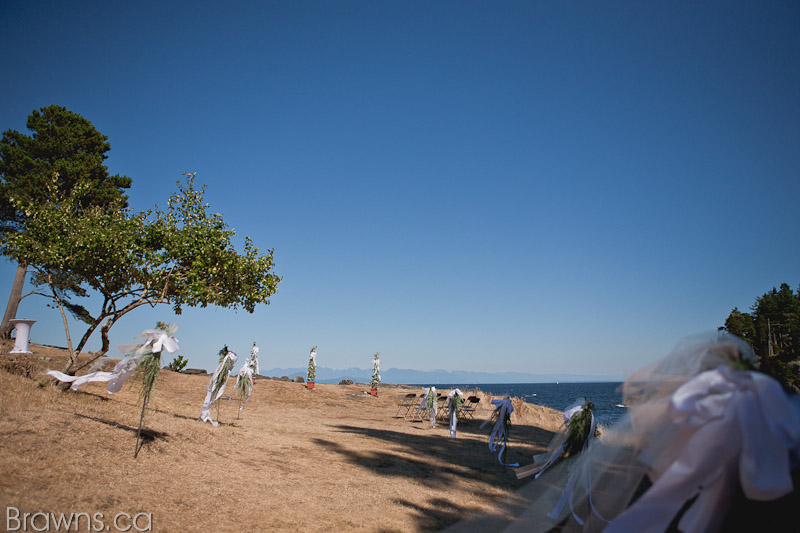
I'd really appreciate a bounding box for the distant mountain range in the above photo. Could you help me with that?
[260,366,623,385]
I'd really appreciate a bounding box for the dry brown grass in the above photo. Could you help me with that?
[0,344,562,532]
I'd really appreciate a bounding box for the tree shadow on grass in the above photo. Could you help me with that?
[333,423,553,471]
[316,422,559,530]
[73,413,168,443]
[73,389,238,426]
[313,437,445,484]
[74,390,110,402]
[314,425,552,489]
[168,412,238,426]
[386,497,474,531]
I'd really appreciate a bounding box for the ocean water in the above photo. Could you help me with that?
[424,382,625,427]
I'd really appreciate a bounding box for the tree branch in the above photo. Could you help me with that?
[65,295,169,375]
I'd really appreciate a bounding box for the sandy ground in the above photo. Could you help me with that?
[0,344,563,532]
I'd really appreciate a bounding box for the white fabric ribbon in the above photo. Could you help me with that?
[143,329,179,355]
[371,358,381,385]
[250,344,260,374]
[199,349,238,426]
[117,327,180,358]
[46,325,179,393]
[416,387,429,413]
[606,366,800,533]
[481,398,519,466]
[447,389,464,439]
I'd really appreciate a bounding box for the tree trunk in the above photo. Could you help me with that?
[67,316,117,375]
[0,262,27,339]
[61,297,157,376]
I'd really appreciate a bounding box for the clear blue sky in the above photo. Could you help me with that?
[1,1,798,379]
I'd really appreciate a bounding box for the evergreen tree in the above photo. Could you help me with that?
[721,283,800,391]
[0,105,131,337]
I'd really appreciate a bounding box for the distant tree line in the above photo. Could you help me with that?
[720,282,800,391]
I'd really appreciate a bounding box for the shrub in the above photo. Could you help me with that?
[167,355,188,372]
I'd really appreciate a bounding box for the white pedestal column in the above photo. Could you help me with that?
[9,319,36,353]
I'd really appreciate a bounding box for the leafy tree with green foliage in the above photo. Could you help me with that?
[720,283,800,391]
[4,172,280,377]
[0,105,131,338]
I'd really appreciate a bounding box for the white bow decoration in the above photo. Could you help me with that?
[607,365,800,533]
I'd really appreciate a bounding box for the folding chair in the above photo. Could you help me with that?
[439,394,454,421]
[393,393,417,419]
[408,394,429,422]
[459,396,480,420]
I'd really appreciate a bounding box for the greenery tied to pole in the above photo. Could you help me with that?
[450,391,464,412]
[307,346,317,382]
[370,352,381,389]
[564,400,597,457]
[216,346,235,392]
[131,322,179,458]
[198,345,237,426]
[426,387,437,416]
[215,345,235,422]
[235,342,259,415]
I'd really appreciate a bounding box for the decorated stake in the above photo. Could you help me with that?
[199,345,238,426]
[234,342,260,417]
[515,398,596,480]
[481,397,519,466]
[416,386,438,427]
[447,389,464,438]
[130,323,181,458]
[370,352,381,396]
[46,322,180,458]
[307,346,317,389]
